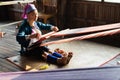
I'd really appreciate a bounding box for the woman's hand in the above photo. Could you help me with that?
[29,33,41,39]
[29,28,42,39]
[52,26,59,32]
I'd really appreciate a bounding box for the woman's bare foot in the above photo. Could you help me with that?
[57,56,68,66]
[54,48,67,57]
[67,52,73,64]
[54,48,60,53]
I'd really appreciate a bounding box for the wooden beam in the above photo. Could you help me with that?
[52,23,120,37]
[0,0,34,6]
[0,21,22,28]
[41,28,120,46]
[27,31,57,50]
[27,23,120,49]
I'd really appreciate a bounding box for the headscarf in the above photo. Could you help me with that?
[22,4,37,19]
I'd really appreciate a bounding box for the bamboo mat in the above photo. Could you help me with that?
[7,40,120,71]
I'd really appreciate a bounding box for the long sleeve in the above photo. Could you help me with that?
[16,20,53,48]
[36,22,53,30]
[16,20,31,48]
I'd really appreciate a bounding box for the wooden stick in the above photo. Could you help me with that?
[41,31,56,38]
[0,0,34,6]
[27,31,57,50]
[52,23,120,37]
[41,28,120,46]
[0,21,22,28]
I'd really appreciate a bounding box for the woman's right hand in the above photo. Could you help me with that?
[29,33,41,39]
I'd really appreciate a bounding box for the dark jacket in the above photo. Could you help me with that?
[16,19,53,48]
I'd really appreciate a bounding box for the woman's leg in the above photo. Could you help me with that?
[38,46,73,65]
[40,46,52,53]
[54,48,73,64]
[54,48,67,57]
[42,52,68,65]
[26,47,44,58]
[52,52,62,58]
[40,46,63,58]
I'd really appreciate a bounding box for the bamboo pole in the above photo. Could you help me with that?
[27,31,57,50]
[41,28,120,46]
[52,23,120,37]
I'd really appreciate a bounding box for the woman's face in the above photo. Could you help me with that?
[27,10,38,21]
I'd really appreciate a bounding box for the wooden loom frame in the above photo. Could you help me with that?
[26,22,120,50]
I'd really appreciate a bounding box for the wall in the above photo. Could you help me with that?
[65,0,120,28]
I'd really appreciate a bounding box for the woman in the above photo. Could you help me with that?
[16,4,72,65]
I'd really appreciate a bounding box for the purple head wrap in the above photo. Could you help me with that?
[22,4,37,19]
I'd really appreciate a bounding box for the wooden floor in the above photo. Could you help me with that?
[0,22,23,72]
[0,21,120,72]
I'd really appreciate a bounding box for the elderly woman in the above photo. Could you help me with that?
[16,4,72,65]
